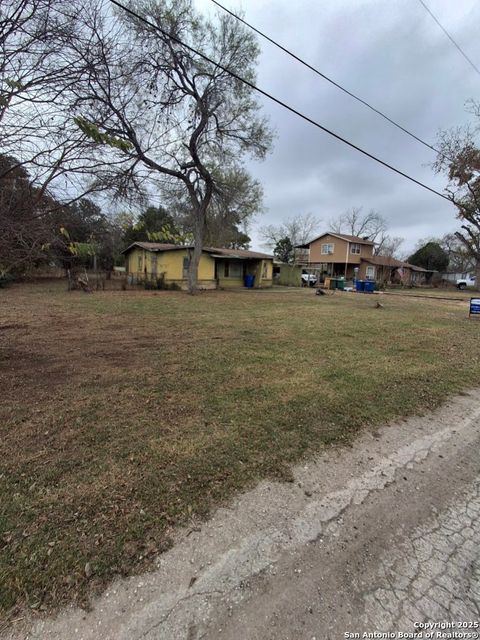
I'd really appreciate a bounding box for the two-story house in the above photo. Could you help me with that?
[296,231,431,284]
[295,232,376,280]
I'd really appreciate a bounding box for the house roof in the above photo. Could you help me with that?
[361,255,431,272]
[403,262,431,273]
[123,242,180,253]
[295,232,375,249]
[361,255,405,268]
[122,242,273,260]
[206,246,273,260]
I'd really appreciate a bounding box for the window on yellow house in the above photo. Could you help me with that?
[137,255,143,272]
[224,261,242,278]
[183,256,190,279]
[231,262,242,278]
[262,262,268,278]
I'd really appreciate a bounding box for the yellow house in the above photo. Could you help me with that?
[123,242,274,289]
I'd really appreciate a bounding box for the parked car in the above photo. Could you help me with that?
[456,274,476,290]
[301,273,317,286]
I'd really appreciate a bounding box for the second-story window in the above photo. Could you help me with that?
[321,243,334,255]
[350,243,361,255]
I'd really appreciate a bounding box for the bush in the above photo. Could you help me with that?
[144,279,156,290]
[141,274,180,291]
[0,273,14,288]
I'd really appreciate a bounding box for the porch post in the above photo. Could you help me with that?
[344,242,349,279]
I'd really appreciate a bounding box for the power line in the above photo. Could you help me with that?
[108,0,451,204]
[417,0,480,77]
[211,0,442,157]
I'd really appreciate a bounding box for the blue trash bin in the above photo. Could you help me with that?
[355,280,365,292]
[244,274,255,288]
[364,280,375,293]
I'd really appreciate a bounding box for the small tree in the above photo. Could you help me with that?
[407,242,449,272]
[0,154,56,277]
[273,237,294,263]
[122,205,179,247]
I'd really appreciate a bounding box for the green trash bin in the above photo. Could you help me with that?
[331,277,342,289]
[336,278,345,291]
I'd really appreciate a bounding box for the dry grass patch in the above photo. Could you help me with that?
[1,282,479,619]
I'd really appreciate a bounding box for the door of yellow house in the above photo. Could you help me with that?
[152,254,157,277]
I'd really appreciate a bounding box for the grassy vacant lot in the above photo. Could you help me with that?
[384,287,477,300]
[1,283,480,618]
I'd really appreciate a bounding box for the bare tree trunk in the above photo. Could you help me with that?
[188,209,205,294]
[475,258,480,292]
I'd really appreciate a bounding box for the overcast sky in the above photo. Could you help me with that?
[196,0,480,253]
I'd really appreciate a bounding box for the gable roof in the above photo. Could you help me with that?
[123,242,180,253]
[122,242,273,260]
[295,232,375,249]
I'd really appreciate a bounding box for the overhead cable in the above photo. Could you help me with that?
[109,0,452,203]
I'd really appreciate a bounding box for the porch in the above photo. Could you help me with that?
[213,255,272,289]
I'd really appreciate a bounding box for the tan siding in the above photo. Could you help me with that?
[308,234,374,264]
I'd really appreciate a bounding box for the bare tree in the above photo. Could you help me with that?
[259,212,322,249]
[433,107,480,289]
[0,1,109,197]
[170,166,263,249]
[1,0,126,279]
[329,206,405,258]
[53,0,272,293]
[375,234,404,259]
[441,232,477,272]
[329,207,387,242]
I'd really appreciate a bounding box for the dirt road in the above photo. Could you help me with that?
[5,392,480,640]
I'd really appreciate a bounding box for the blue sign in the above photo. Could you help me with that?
[470,298,480,317]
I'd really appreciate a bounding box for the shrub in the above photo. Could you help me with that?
[0,272,14,288]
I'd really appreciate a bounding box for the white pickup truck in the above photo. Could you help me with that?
[456,274,476,290]
[301,273,317,286]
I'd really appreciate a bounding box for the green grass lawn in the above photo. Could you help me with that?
[1,282,479,618]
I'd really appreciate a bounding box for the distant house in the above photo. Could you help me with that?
[296,232,431,284]
[122,242,273,289]
[441,271,472,283]
[361,255,431,285]
[295,232,376,280]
